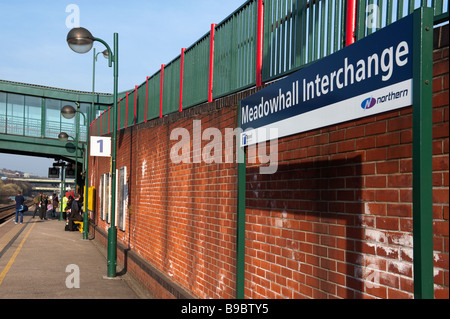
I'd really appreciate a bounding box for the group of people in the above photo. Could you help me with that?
[32,192,59,220]
[14,191,84,231]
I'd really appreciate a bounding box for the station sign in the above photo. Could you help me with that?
[90,136,111,157]
[240,14,413,147]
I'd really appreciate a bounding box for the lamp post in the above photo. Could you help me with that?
[59,162,66,222]
[59,103,88,239]
[58,133,80,222]
[67,27,119,278]
[60,103,84,191]
[87,48,109,239]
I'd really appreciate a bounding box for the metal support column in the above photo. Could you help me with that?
[412,7,434,299]
[236,104,246,299]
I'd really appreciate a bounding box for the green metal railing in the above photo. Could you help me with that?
[86,0,449,135]
[147,71,162,121]
[183,33,211,108]
[356,0,449,40]
[214,0,258,98]
[1,1,447,139]
[263,0,348,81]
[163,57,182,115]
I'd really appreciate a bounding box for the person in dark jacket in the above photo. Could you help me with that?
[33,192,42,218]
[39,194,48,220]
[14,190,25,224]
[68,193,83,231]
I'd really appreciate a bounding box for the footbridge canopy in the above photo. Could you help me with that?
[0,79,112,163]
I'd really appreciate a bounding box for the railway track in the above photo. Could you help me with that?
[0,201,33,224]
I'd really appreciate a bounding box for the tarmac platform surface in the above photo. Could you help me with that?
[0,209,152,299]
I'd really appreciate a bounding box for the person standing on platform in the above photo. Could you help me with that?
[33,192,42,218]
[39,194,48,220]
[52,193,59,219]
[62,194,68,219]
[15,190,25,224]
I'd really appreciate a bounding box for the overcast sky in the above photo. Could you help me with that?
[0,0,246,177]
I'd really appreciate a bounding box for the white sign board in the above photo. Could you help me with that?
[240,14,413,147]
[90,136,111,157]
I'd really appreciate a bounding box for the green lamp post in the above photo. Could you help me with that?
[67,27,119,278]
[59,103,88,238]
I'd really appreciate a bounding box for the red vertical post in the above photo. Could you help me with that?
[100,112,103,135]
[179,48,185,112]
[208,23,216,103]
[134,85,138,124]
[145,76,149,122]
[160,64,164,118]
[346,0,357,46]
[125,92,129,129]
[256,0,264,87]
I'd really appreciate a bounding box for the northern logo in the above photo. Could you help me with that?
[361,97,376,110]
[241,133,248,146]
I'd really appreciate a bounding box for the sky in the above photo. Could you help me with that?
[0,0,246,177]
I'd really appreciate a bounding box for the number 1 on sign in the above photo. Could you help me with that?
[90,136,111,157]
[97,139,103,153]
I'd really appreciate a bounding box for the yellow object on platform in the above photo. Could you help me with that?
[73,221,83,233]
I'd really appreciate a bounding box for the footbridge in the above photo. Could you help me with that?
[0,79,112,171]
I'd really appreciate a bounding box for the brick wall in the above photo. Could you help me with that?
[244,24,448,299]
[89,95,247,299]
[88,24,448,299]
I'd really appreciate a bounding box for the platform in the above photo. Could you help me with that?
[0,209,152,299]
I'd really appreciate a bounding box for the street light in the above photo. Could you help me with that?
[58,132,70,142]
[60,103,86,194]
[61,105,76,120]
[85,47,109,240]
[67,27,119,278]
[66,27,94,54]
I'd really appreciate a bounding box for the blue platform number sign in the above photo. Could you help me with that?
[90,136,111,157]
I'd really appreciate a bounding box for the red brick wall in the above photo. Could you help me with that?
[88,24,448,299]
[89,100,243,299]
[244,24,448,299]
[431,24,449,299]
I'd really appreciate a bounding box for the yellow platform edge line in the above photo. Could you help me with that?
[0,221,37,286]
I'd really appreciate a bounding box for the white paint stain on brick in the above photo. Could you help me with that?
[364,202,371,214]
[215,268,226,298]
[434,253,440,262]
[401,247,413,260]
[167,260,174,277]
[378,245,399,258]
[142,159,147,179]
[390,233,413,247]
[274,204,290,228]
[365,229,388,243]
[389,260,412,276]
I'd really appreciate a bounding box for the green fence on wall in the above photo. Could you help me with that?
[91,0,448,135]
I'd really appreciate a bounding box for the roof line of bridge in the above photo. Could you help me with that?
[0,79,113,105]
